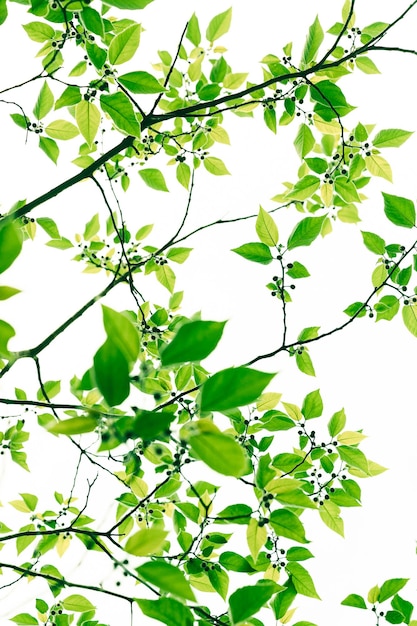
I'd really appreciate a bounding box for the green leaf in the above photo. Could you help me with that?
[93,338,130,406]
[186,13,201,46]
[10,113,29,130]
[161,320,226,366]
[328,408,346,437]
[305,157,327,174]
[374,296,399,322]
[100,92,141,137]
[39,136,59,164]
[385,610,405,624]
[373,128,413,148]
[166,247,192,263]
[37,217,60,239]
[86,41,107,70]
[45,120,79,140]
[0,222,23,274]
[83,213,100,240]
[10,615,38,625]
[0,319,15,357]
[223,72,248,90]
[287,262,310,279]
[0,0,6,25]
[36,379,60,401]
[190,431,248,477]
[287,216,325,250]
[263,107,277,133]
[270,508,309,543]
[298,327,320,341]
[69,61,87,77]
[215,503,252,524]
[206,7,232,42]
[0,286,20,300]
[109,23,141,65]
[201,366,275,412]
[219,551,256,572]
[337,444,369,473]
[139,168,169,191]
[341,594,367,609]
[229,581,279,625]
[361,231,385,255]
[176,162,191,189]
[287,175,320,201]
[383,192,416,228]
[310,80,355,120]
[62,595,95,612]
[402,304,417,337]
[296,350,315,376]
[204,156,230,175]
[356,56,380,74]
[136,598,193,626]
[301,15,324,66]
[391,595,413,623]
[102,305,139,363]
[48,415,98,435]
[55,85,81,110]
[334,178,360,203]
[379,579,409,603]
[46,237,73,250]
[33,81,54,120]
[117,409,175,441]
[319,499,344,536]
[294,123,315,159]
[75,100,100,146]
[232,242,273,265]
[23,21,54,41]
[118,70,165,94]
[344,301,366,318]
[156,264,175,293]
[286,547,314,561]
[256,206,279,246]
[208,566,229,600]
[286,562,320,599]
[136,561,195,601]
[302,389,323,419]
[126,527,168,556]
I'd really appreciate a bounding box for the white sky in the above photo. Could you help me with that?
[1,1,417,625]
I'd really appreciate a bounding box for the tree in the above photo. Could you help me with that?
[0,0,417,624]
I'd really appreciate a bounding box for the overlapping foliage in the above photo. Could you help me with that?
[1,0,417,624]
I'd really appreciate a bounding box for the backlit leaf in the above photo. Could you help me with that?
[136,561,195,600]
[383,193,415,228]
[100,92,141,137]
[201,366,275,412]
[189,431,248,476]
[232,242,273,264]
[126,528,168,556]
[270,508,309,543]
[139,168,169,191]
[109,23,141,65]
[161,320,226,365]
[206,7,232,42]
[287,216,325,250]
[0,222,23,274]
[75,100,100,146]
[286,562,320,599]
[256,206,279,246]
[118,70,165,94]
[229,581,280,624]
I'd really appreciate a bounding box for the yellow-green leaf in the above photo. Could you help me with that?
[75,100,100,146]
[109,23,141,65]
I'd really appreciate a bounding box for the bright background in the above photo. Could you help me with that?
[0,1,417,624]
